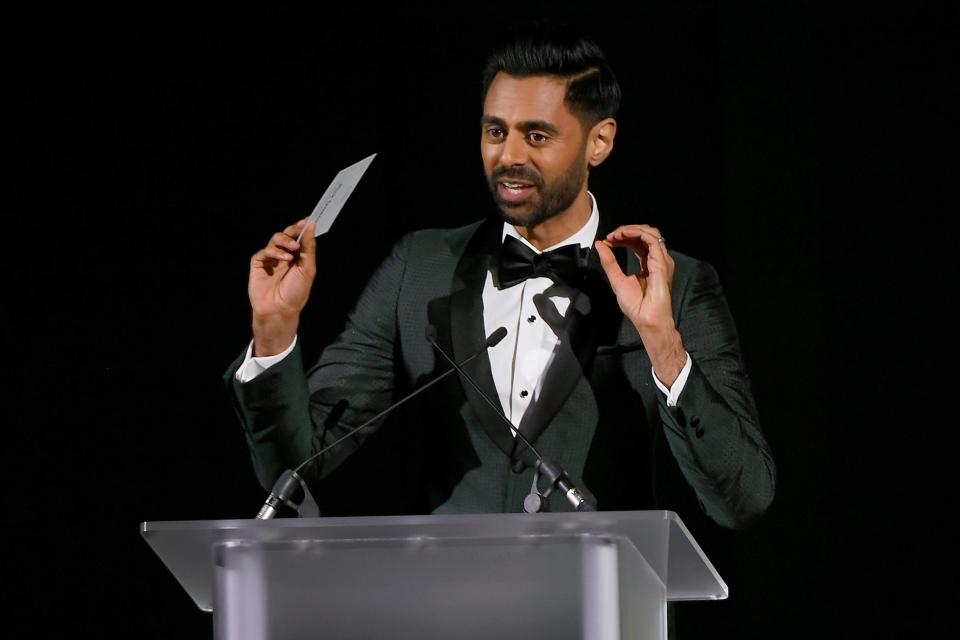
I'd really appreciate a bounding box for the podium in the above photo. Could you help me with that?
[141,510,726,640]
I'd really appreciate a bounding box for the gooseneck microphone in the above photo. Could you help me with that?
[256,469,305,520]
[424,325,596,512]
[255,326,509,519]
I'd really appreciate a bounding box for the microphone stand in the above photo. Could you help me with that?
[425,327,595,513]
[255,328,509,519]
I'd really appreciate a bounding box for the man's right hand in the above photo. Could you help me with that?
[248,219,317,356]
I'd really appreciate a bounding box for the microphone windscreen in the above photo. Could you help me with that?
[424,324,439,343]
[487,326,508,347]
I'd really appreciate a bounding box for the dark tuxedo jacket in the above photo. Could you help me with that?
[226,215,775,528]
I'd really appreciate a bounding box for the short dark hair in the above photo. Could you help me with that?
[481,23,621,126]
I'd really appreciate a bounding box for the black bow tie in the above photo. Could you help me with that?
[497,234,590,289]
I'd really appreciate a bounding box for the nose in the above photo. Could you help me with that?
[499,130,529,167]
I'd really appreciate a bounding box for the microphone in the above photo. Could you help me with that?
[255,326,509,519]
[424,325,596,513]
[256,469,304,520]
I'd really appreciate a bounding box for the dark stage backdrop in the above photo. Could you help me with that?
[4,1,952,637]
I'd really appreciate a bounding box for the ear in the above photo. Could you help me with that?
[586,118,617,167]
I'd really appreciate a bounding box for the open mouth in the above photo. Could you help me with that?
[497,181,536,203]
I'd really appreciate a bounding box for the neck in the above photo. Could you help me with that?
[514,187,592,251]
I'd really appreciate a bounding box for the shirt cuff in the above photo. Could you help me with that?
[652,352,692,407]
[235,336,298,383]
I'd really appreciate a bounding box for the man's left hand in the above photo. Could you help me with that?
[595,225,687,387]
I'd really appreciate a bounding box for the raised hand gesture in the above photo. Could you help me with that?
[595,224,687,386]
[248,219,316,356]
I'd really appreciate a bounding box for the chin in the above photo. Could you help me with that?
[498,208,534,227]
[495,201,547,227]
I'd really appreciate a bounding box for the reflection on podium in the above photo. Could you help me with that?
[142,510,726,640]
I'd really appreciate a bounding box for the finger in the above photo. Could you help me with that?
[603,230,651,270]
[606,225,669,266]
[640,225,669,259]
[647,232,671,269]
[299,222,317,258]
[608,223,661,236]
[270,231,301,255]
[282,218,308,238]
[251,248,283,269]
[605,225,663,247]
[595,240,630,287]
[265,247,295,262]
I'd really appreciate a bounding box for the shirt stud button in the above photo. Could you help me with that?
[519,389,529,398]
[527,315,536,323]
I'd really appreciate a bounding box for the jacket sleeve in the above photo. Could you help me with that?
[656,258,776,529]
[224,234,412,491]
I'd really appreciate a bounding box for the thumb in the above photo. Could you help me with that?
[300,222,317,259]
[595,240,626,287]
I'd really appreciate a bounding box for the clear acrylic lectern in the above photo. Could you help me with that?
[141,510,726,640]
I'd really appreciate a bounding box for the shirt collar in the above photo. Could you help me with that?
[501,191,600,254]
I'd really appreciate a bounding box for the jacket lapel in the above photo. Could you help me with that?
[510,216,628,464]
[449,217,518,458]
[447,212,630,465]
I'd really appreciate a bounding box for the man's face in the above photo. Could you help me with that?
[481,73,589,227]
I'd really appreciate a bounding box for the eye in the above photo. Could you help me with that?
[485,127,505,141]
[528,132,549,144]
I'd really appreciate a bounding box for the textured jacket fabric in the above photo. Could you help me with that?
[225,216,775,527]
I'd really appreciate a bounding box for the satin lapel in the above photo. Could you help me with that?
[512,215,627,462]
[449,217,518,458]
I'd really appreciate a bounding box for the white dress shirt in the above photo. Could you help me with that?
[482,200,597,426]
[481,193,690,427]
[237,193,692,418]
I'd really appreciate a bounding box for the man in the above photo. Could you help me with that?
[226,28,775,527]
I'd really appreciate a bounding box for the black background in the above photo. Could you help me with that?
[4,1,954,637]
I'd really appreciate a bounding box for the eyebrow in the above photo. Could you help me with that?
[480,116,561,135]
